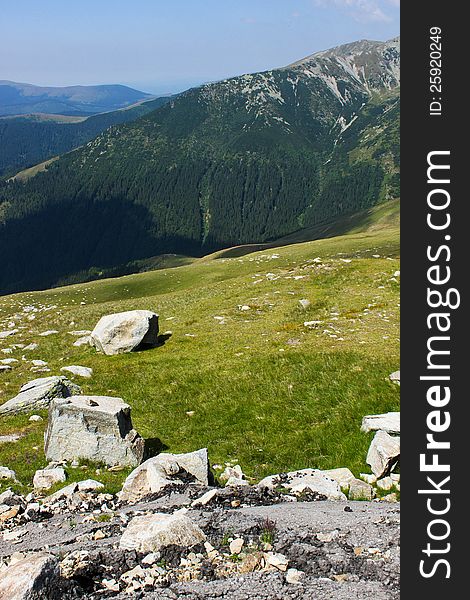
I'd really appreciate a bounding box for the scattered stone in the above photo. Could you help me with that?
[29,414,43,422]
[381,492,398,503]
[240,552,263,573]
[33,467,66,490]
[60,365,93,378]
[322,467,356,490]
[265,552,289,572]
[119,448,209,503]
[258,469,346,501]
[316,530,339,543]
[220,464,247,487]
[77,479,104,492]
[0,329,18,339]
[229,538,244,554]
[225,476,249,487]
[0,466,17,481]
[68,330,92,337]
[361,412,400,435]
[23,343,39,351]
[348,478,374,501]
[376,477,394,491]
[360,473,377,485]
[0,358,18,365]
[39,330,59,337]
[304,320,322,328]
[90,310,159,355]
[191,489,219,507]
[0,376,81,416]
[44,396,144,467]
[0,552,59,599]
[73,336,91,347]
[367,431,400,478]
[286,568,306,585]
[119,511,206,553]
[45,483,78,502]
[0,434,22,444]
[389,370,400,384]
[0,365,12,373]
[31,360,48,367]
[298,299,311,309]
[142,552,160,566]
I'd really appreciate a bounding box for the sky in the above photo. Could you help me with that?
[0,0,400,95]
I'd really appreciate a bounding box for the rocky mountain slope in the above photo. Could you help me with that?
[0,38,399,294]
[0,81,153,117]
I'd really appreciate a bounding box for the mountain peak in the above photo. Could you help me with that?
[286,37,400,93]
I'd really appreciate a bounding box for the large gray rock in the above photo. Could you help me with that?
[44,396,144,467]
[119,448,209,503]
[0,552,59,599]
[0,376,81,416]
[258,469,346,501]
[361,412,400,435]
[90,310,159,355]
[119,511,206,552]
[366,430,400,478]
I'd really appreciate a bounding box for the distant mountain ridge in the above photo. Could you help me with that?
[0,37,400,294]
[0,81,153,116]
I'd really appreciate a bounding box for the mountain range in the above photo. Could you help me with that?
[0,37,400,295]
[0,81,153,117]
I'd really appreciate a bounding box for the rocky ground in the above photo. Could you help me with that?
[0,481,399,599]
[0,308,400,598]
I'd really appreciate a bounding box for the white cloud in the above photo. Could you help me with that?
[313,0,396,23]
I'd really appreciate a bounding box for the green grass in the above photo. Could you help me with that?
[0,200,400,494]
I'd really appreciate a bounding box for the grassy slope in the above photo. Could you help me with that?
[0,201,400,494]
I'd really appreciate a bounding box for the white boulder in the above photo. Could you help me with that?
[119,448,209,503]
[366,431,400,478]
[33,467,66,490]
[90,310,159,355]
[119,511,206,553]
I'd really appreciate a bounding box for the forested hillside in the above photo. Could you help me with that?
[0,97,172,177]
[0,38,400,294]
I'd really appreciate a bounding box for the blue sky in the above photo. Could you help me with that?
[0,0,400,94]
